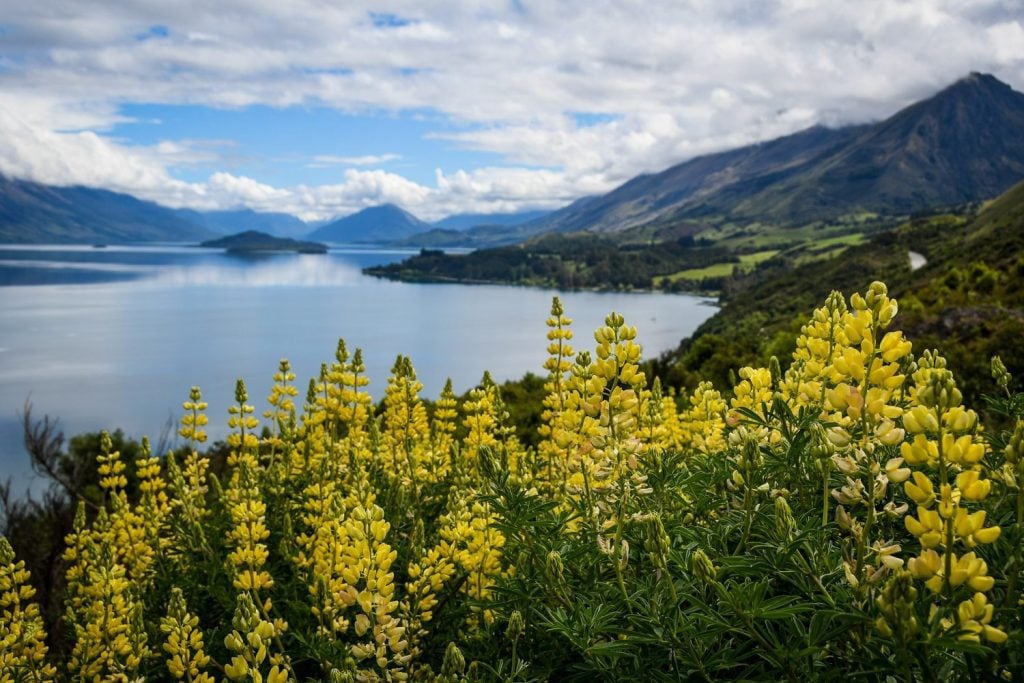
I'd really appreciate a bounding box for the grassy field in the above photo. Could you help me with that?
[662,248,779,282]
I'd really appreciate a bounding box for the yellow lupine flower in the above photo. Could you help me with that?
[227,378,261,462]
[902,405,938,435]
[223,593,291,682]
[879,330,913,363]
[226,464,275,592]
[905,506,944,549]
[953,593,1007,643]
[0,537,57,682]
[160,587,214,682]
[904,472,935,506]
[431,378,459,465]
[900,434,937,466]
[179,385,209,445]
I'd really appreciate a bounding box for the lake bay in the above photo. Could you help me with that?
[0,244,716,490]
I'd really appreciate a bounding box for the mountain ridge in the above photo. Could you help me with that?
[434,210,550,231]
[308,204,431,243]
[2,73,1022,245]
[525,72,1024,236]
[177,208,310,239]
[0,175,214,244]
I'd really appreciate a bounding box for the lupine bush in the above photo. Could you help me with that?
[2,281,1024,681]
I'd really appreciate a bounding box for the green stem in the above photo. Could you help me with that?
[936,421,954,604]
[822,464,831,528]
[1003,467,1023,608]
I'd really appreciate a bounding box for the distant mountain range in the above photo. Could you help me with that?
[306,205,555,244]
[527,72,1024,236]
[434,210,550,231]
[307,204,431,243]
[2,73,1022,245]
[0,175,214,244]
[176,208,310,239]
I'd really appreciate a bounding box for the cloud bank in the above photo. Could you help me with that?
[0,1,1022,222]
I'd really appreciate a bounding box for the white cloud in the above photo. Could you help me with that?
[0,1,1022,221]
[309,153,402,167]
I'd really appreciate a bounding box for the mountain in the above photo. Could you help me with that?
[177,208,309,238]
[308,204,431,243]
[392,221,553,248]
[434,210,550,231]
[0,175,213,244]
[529,73,1024,236]
[201,230,327,253]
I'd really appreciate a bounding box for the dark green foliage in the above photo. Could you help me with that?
[366,234,734,291]
[200,230,327,253]
[653,179,1024,413]
[497,373,547,450]
[470,431,1010,680]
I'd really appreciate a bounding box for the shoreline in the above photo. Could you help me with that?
[362,268,723,300]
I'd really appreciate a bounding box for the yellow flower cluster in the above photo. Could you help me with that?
[227,379,261,465]
[64,507,149,681]
[5,280,1019,680]
[679,381,727,455]
[179,385,209,447]
[401,543,457,670]
[442,499,507,627]
[0,536,56,682]
[160,587,213,682]
[900,352,1005,643]
[226,462,275,593]
[538,297,576,492]
[381,355,433,496]
[223,592,290,683]
[794,283,913,590]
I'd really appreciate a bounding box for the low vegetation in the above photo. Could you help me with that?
[365,233,739,292]
[3,278,1024,680]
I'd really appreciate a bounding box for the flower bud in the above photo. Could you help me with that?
[692,549,718,585]
[991,355,1011,393]
[442,642,466,677]
[545,550,565,585]
[774,496,796,541]
[506,610,525,641]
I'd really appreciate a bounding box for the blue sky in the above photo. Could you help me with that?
[112,103,507,187]
[0,1,1022,222]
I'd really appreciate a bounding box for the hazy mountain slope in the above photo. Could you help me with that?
[434,210,550,231]
[699,73,1024,224]
[0,175,212,243]
[176,208,310,238]
[308,204,431,243]
[529,73,1024,235]
[535,125,864,234]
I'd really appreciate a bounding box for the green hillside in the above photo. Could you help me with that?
[653,179,1024,405]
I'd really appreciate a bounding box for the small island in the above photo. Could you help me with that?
[200,230,328,254]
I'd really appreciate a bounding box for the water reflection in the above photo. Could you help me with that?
[0,246,406,288]
[0,245,718,493]
[152,253,365,287]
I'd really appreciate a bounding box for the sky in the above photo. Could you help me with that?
[0,1,1022,223]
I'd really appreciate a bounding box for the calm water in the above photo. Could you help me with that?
[0,244,716,491]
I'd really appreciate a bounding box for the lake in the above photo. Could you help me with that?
[0,244,716,491]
